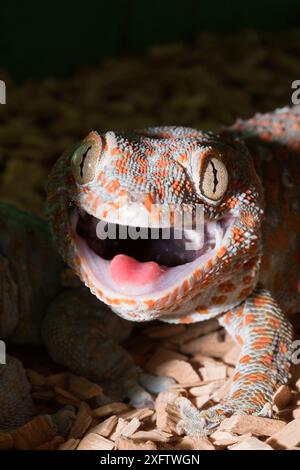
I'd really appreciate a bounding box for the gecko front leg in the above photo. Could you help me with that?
[177,286,293,435]
[42,287,174,408]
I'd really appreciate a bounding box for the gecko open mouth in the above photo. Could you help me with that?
[69,205,235,297]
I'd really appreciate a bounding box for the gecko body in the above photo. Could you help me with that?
[1,106,299,435]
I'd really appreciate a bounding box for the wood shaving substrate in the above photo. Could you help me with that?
[2,319,300,451]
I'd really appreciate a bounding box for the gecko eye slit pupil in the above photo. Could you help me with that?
[200,156,228,202]
[209,160,219,194]
[72,138,101,185]
[79,146,92,178]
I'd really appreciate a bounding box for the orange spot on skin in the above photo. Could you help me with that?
[232,371,241,382]
[268,318,281,329]
[195,305,209,314]
[232,226,244,243]
[182,280,189,294]
[205,259,213,270]
[96,170,105,183]
[244,314,255,325]
[106,179,120,193]
[241,212,255,229]
[223,310,232,324]
[144,194,155,212]
[217,246,227,259]
[219,281,235,293]
[253,337,272,349]
[110,147,120,156]
[235,335,244,346]
[240,355,251,363]
[261,354,273,366]
[91,197,100,212]
[159,294,170,309]
[253,296,267,307]
[279,342,287,354]
[212,294,227,305]
[84,192,94,205]
[236,306,244,317]
[179,315,194,324]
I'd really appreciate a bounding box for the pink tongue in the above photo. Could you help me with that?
[110,254,161,286]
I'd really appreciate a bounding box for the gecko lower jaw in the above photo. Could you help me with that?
[68,205,235,298]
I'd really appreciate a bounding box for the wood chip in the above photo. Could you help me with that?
[272,385,292,410]
[54,386,81,406]
[119,408,154,421]
[110,418,128,440]
[194,396,213,409]
[26,369,46,388]
[89,415,118,438]
[223,344,241,366]
[229,436,273,450]
[117,418,141,438]
[59,438,80,450]
[210,430,241,448]
[145,347,188,372]
[68,402,92,439]
[210,378,232,403]
[116,437,157,450]
[147,353,200,384]
[199,365,227,381]
[46,372,69,389]
[0,432,13,450]
[219,415,286,437]
[292,408,300,419]
[171,319,220,345]
[131,429,172,443]
[267,419,300,449]
[156,390,183,433]
[92,402,129,418]
[12,415,56,450]
[188,382,221,397]
[69,375,103,400]
[180,331,234,357]
[174,436,215,450]
[77,433,114,450]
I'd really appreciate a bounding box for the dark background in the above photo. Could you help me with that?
[1,1,300,213]
[1,0,300,82]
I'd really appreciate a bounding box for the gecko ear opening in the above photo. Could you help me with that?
[200,155,228,202]
[71,132,102,185]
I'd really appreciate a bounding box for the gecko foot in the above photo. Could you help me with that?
[175,397,273,436]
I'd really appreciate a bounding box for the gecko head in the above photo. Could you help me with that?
[47,127,264,323]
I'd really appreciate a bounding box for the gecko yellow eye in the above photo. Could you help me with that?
[71,134,102,185]
[200,156,228,201]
